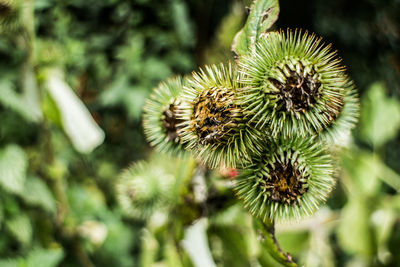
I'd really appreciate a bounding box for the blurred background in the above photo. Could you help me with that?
[0,0,399,266]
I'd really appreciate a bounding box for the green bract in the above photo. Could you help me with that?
[116,161,173,219]
[178,63,263,168]
[143,76,186,156]
[239,30,350,138]
[234,138,335,222]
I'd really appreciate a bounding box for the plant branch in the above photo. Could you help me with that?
[255,218,297,267]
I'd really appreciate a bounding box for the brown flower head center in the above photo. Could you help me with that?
[268,64,321,114]
[191,87,238,145]
[161,101,184,143]
[264,160,308,204]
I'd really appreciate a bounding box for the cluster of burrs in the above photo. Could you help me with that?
[142,30,359,222]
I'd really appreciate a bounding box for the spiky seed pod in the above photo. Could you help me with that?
[234,138,335,222]
[319,80,360,146]
[143,76,186,156]
[239,30,352,138]
[178,62,263,168]
[116,161,173,220]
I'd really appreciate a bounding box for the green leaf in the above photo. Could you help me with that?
[232,0,280,56]
[99,76,130,107]
[0,145,28,194]
[0,80,40,123]
[0,259,18,267]
[336,197,373,256]
[20,176,56,214]
[358,82,400,147]
[24,248,64,267]
[171,0,194,47]
[5,214,32,246]
[45,69,105,154]
[341,150,381,197]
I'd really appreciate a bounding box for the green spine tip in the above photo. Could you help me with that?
[143,76,186,157]
[116,161,173,220]
[234,138,335,222]
[178,62,264,169]
[319,80,360,146]
[238,29,353,138]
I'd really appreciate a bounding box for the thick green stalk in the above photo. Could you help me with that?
[255,218,298,267]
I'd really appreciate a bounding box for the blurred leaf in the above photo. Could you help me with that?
[21,66,43,122]
[359,82,400,147]
[304,227,334,267]
[171,0,194,47]
[276,231,309,256]
[208,225,253,267]
[45,69,105,154]
[0,145,27,194]
[123,88,148,120]
[142,57,172,81]
[20,176,56,214]
[0,259,18,267]
[208,204,259,263]
[67,184,106,221]
[337,197,373,256]
[24,248,64,267]
[232,0,280,56]
[342,149,400,193]
[341,150,381,196]
[371,207,396,264]
[0,80,39,123]
[99,76,130,107]
[204,2,245,64]
[94,211,137,267]
[6,214,32,246]
[115,34,144,64]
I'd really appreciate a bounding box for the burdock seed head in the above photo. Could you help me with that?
[234,137,335,222]
[239,30,352,138]
[143,76,186,156]
[179,62,263,168]
[116,161,173,220]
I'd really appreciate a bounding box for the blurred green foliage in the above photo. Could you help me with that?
[0,0,399,266]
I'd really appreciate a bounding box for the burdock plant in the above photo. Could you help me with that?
[178,62,263,168]
[138,0,359,265]
[143,76,186,156]
[238,30,357,138]
[234,137,335,222]
[116,161,174,220]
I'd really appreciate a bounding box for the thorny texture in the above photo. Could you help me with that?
[190,87,238,145]
[264,157,308,205]
[267,61,344,124]
[161,101,184,143]
[268,63,322,114]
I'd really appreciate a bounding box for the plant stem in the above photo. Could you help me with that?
[255,218,297,267]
